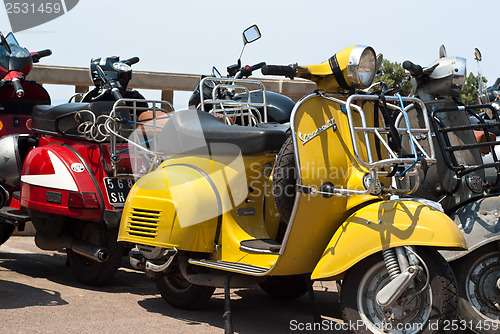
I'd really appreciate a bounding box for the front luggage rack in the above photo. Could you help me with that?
[346,94,436,176]
[431,104,500,180]
[199,77,267,126]
[295,94,436,198]
[105,98,174,176]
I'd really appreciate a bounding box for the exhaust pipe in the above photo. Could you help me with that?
[71,240,109,262]
[35,234,109,263]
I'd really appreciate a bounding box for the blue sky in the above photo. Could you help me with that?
[1,0,498,107]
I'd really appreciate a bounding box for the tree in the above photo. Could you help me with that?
[373,59,412,96]
[460,72,487,105]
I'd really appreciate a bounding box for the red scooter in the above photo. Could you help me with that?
[0,31,51,243]
[0,55,172,285]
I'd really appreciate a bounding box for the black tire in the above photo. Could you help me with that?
[341,247,458,334]
[452,243,500,334]
[258,275,309,300]
[67,223,122,286]
[155,271,215,310]
[273,137,296,222]
[0,222,15,246]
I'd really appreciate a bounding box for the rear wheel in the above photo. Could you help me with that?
[452,243,500,334]
[341,247,458,333]
[273,137,296,222]
[259,275,309,300]
[67,222,122,286]
[0,222,15,246]
[155,270,215,310]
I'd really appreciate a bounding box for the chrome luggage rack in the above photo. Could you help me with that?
[430,104,500,176]
[104,98,174,176]
[199,77,267,126]
[344,94,436,195]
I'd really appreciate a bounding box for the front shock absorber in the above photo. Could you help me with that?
[382,248,401,280]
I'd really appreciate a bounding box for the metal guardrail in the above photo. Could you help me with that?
[29,65,317,104]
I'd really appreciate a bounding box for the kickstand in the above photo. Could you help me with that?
[306,276,322,323]
[224,275,234,334]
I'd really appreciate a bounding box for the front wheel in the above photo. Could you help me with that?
[452,243,500,334]
[341,247,458,334]
[155,270,215,310]
[0,222,15,246]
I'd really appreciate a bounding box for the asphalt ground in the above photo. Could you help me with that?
[0,236,346,334]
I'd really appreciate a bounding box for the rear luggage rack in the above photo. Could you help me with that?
[105,98,174,176]
[199,77,267,126]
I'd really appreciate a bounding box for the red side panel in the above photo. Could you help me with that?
[20,142,103,221]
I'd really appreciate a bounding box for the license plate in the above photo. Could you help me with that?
[103,177,135,207]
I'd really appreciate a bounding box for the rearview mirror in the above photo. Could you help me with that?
[439,45,447,58]
[243,25,261,45]
[212,66,222,78]
[474,48,482,61]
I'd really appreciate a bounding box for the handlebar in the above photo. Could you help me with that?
[248,62,266,72]
[238,62,266,78]
[261,64,296,78]
[122,57,139,66]
[110,87,123,101]
[403,60,424,78]
[31,49,52,63]
[11,78,24,98]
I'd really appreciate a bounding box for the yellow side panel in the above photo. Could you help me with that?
[117,163,219,253]
[311,200,467,280]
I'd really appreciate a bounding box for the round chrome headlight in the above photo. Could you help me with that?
[347,46,376,88]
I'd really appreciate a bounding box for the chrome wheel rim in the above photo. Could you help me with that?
[357,261,432,334]
[465,251,500,321]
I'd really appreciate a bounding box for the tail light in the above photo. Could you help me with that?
[68,192,100,209]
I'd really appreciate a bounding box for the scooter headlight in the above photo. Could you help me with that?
[347,45,377,88]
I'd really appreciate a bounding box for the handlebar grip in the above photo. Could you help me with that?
[11,78,24,98]
[31,49,52,63]
[123,57,139,66]
[403,60,424,77]
[261,65,296,78]
[111,88,123,101]
[37,49,52,58]
[249,62,266,71]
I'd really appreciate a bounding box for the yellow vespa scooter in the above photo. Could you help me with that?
[118,45,467,333]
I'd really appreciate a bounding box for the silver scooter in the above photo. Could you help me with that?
[402,47,500,333]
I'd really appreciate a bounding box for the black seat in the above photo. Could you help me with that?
[31,101,131,136]
[158,110,289,155]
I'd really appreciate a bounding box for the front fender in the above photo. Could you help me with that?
[440,196,500,262]
[311,200,467,280]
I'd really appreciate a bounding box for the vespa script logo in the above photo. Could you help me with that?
[3,0,79,33]
[298,117,337,145]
